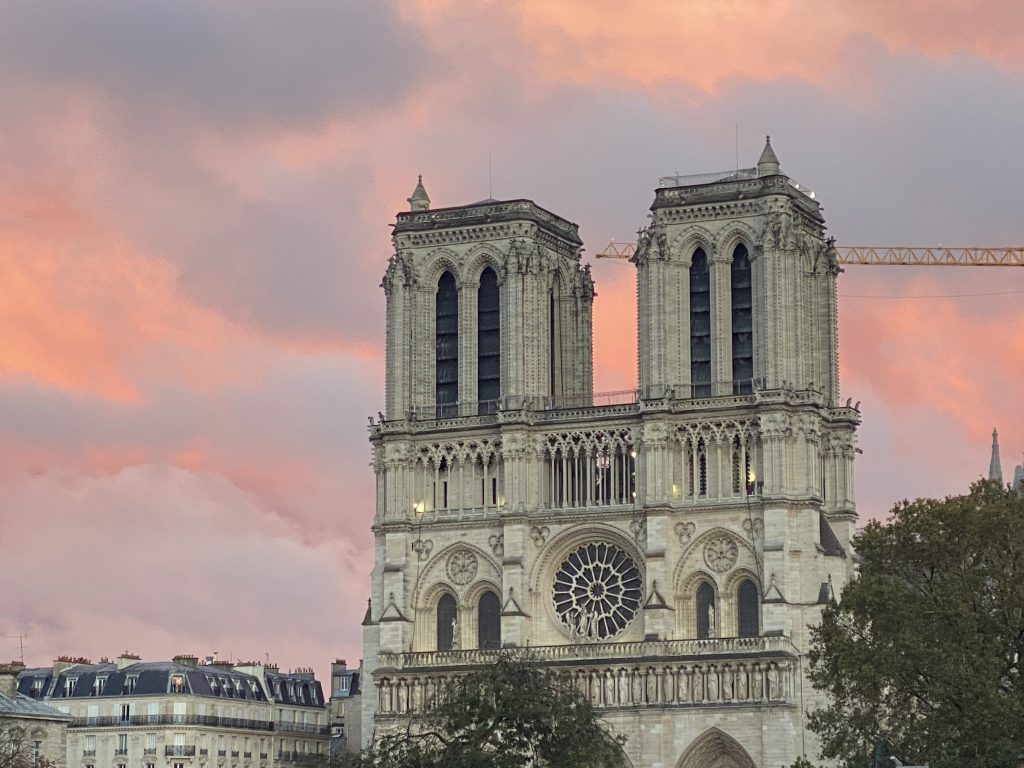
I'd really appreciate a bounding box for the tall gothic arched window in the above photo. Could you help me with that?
[731,244,753,394]
[690,248,711,397]
[477,268,500,414]
[477,591,501,649]
[738,579,759,637]
[437,593,458,651]
[696,581,715,639]
[436,272,459,417]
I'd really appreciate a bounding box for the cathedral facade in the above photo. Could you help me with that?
[361,141,860,768]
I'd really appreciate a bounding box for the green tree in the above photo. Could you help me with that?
[804,481,1024,768]
[338,652,627,768]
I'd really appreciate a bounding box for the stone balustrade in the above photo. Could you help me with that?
[375,637,797,716]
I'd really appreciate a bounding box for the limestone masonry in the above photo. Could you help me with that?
[362,140,860,768]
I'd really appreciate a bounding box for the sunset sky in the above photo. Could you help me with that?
[2,1,1023,680]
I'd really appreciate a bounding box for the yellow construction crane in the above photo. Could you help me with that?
[596,242,1024,267]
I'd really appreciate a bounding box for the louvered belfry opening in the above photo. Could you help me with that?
[690,248,711,397]
[435,271,459,417]
[477,591,501,649]
[731,244,753,394]
[477,267,500,414]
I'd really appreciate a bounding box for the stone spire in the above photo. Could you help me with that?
[989,428,1003,484]
[757,135,780,176]
[407,175,430,212]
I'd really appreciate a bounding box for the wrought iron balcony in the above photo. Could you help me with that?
[165,745,195,756]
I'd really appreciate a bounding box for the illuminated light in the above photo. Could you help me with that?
[413,501,426,516]
[630,450,637,459]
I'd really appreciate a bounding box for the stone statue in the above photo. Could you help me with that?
[450,616,460,650]
[707,602,716,637]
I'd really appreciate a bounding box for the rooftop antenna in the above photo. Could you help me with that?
[2,634,26,664]
[735,122,739,173]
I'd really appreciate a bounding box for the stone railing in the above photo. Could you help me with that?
[375,657,795,716]
[378,635,794,671]
[375,637,797,716]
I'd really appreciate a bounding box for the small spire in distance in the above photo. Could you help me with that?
[757,135,781,176]
[989,427,1003,484]
[408,174,430,212]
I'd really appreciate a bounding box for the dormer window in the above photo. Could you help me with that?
[169,675,186,694]
[123,676,137,695]
[92,676,106,696]
[64,678,77,697]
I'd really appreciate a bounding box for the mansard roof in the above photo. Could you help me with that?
[0,690,72,721]
[264,670,325,708]
[18,661,269,702]
[393,197,582,246]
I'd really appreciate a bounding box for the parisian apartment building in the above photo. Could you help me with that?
[16,653,330,768]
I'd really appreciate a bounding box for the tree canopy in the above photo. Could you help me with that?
[340,653,627,768]
[804,481,1024,768]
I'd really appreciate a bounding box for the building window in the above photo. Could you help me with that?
[437,593,458,652]
[64,677,77,697]
[477,591,501,650]
[29,678,43,698]
[689,248,711,397]
[477,266,500,413]
[436,271,459,417]
[116,733,128,756]
[120,703,131,722]
[169,674,185,694]
[92,676,106,696]
[696,582,715,640]
[731,244,753,393]
[123,675,137,694]
[738,579,760,637]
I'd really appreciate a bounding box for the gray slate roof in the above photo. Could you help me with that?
[0,690,71,721]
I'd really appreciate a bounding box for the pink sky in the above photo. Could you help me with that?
[2,1,1023,681]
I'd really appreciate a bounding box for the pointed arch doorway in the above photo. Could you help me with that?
[674,728,758,768]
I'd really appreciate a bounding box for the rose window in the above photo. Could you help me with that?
[552,542,642,640]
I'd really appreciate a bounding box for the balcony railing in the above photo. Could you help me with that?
[378,635,795,671]
[275,720,330,735]
[144,748,157,755]
[70,713,274,731]
[82,750,96,757]
[165,745,195,756]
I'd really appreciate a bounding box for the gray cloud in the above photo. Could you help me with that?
[0,0,425,128]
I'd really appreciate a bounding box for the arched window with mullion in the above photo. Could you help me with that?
[690,249,711,397]
[731,244,753,394]
[477,591,501,649]
[738,579,759,637]
[436,272,459,417]
[696,581,715,639]
[437,593,458,651]
[477,267,500,414]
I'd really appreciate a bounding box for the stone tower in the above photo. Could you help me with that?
[362,143,860,768]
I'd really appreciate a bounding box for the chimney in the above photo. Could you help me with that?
[172,655,199,669]
[117,652,141,670]
[0,661,26,698]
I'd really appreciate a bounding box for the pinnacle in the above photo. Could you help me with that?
[407,174,430,211]
[757,135,781,176]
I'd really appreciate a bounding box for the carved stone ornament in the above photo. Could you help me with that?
[530,525,550,547]
[488,534,504,557]
[629,517,647,547]
[411,539,433,562]
[742,518,763,538]
[675,521,696,546]
[703,535,739,573]
[446,550,478,585]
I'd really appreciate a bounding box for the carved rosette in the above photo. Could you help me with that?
[703,536,739,573]
[446,550,479,586]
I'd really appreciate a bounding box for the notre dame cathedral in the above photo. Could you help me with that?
[361,139,859,768]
